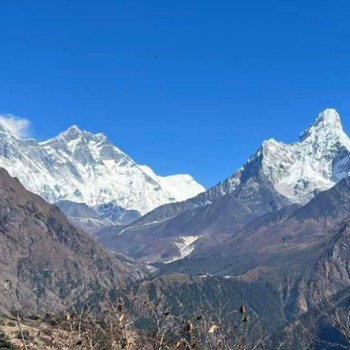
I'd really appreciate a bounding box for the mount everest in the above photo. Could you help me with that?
[0,123,204,228]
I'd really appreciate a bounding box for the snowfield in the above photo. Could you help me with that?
[0,124,205,215]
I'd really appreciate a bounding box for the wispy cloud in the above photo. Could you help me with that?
[0,115,31,138]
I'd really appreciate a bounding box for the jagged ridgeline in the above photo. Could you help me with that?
[0,109,350,349]
[97,109,350,263]
[0,124,204,232]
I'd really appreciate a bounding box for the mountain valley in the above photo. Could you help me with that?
[0,109,350,349]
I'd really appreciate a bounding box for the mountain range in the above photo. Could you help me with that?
[97,108,350,264]
[94,108,350,342]
[0,108,350,348]
[0,124,204,231]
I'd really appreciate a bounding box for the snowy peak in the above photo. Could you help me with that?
[259,138,282,155]
[222,108,350,206]
[97,108,350,255]
[62,124,83,138]
[0,123,205,217]
[299,108,343,142]
[139,165,205,202]
[42,126,128,164]
[47,125,106,145]
[316,108,342,127]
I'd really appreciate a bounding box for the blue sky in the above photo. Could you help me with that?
[1,0,350,188]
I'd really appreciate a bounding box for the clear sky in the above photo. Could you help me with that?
[1,0,350,188]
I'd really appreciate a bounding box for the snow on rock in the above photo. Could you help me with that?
[139,165,205,201]
[164,235,200,264]
[0,124,205,214]
[0,108,347,218]
[221,108,350,205]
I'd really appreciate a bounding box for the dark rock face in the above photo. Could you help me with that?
[97,175,350,325]
[97,173,290,263]
[167,177,350,318]
[0,168,141,313]
[56,200,141,234]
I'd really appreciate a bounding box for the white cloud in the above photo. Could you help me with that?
[0,115,31,138]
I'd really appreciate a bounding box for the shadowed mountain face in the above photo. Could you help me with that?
[101,177,350,344]
[157,177,350,318]
[193,178,350,272]
[55,200,140,234]
[97,179,290,263]
[0,168,142,313]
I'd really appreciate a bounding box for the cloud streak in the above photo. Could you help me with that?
[0,115,31,138]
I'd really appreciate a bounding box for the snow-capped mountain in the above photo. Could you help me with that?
[97,108,350,263]
[125,108,350,227]
[226,108,350,204]
[0,124,205,220]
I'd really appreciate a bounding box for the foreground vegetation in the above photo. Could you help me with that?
[2,278,350,349]
[0,300,264,350]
